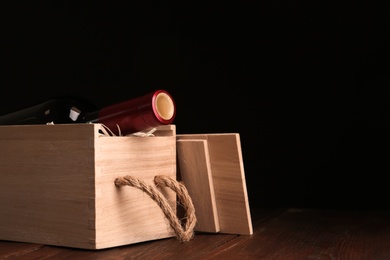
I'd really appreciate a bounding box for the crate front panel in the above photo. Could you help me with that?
[94,134,177,249]
[0,124,97,249]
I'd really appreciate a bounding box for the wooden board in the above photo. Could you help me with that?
[177,139,220,233]
[177,133,253,235]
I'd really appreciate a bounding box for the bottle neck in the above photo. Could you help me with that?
[86,90,176,136]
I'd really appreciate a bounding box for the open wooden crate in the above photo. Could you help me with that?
[0,124,177,250]
[0,123,252,250]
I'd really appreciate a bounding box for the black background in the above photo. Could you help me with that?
[1,1,389,209]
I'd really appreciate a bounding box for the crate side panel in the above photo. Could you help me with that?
[177,133,253,235]
[177,139,220,233]
[94,135,177,249]
[0,124,97,249]
[206,134,253,235]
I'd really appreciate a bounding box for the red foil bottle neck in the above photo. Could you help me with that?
[97,90,176,136]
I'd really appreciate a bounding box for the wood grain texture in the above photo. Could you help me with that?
[177,133,253,235]
[0,124,177,250]
[94,125,177,249]
[177,139,220,233]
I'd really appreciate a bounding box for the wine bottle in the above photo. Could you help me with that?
[0,89,176,136]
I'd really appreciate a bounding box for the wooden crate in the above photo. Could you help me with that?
[0,124,177,250]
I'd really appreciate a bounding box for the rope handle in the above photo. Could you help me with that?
[114,175,197,242]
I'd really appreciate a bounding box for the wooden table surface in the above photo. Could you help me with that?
[1,208,390,259]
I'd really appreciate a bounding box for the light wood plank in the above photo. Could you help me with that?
[177,139,220,233]
[177,133,253,235]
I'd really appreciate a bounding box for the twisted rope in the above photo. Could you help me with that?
[114,175,197,242]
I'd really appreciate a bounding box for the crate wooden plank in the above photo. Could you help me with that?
[94,127,177,249]
[177,133,253,235]
[177,139,220,233]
